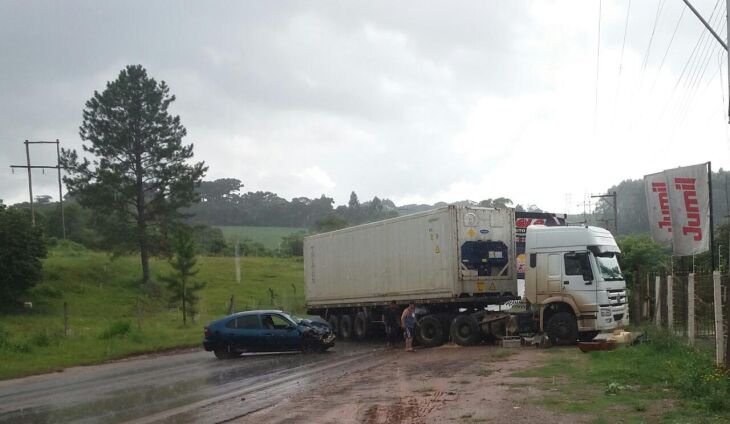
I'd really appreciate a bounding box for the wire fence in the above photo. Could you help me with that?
[636,272,728,362]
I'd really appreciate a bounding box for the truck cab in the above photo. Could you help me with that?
[524,225,629,345]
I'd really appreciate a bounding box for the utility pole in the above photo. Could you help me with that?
[10,139,67,238]
[591,191,618,235]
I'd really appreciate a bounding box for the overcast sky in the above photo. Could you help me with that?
[1,0,729,214]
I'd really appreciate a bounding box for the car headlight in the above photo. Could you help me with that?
[600,308,611,317]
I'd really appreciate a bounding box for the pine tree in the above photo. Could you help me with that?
[159,228,206,325]
[62,65,207,287]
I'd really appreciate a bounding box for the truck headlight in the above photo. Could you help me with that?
[600,308,611,317]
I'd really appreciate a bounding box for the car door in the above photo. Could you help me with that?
[261,313,301,351]
[563,252,596,311]
[224,314,262,351]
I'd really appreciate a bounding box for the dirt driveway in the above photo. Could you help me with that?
[244,344,587,424]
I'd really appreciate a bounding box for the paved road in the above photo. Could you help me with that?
[0,342,385,424]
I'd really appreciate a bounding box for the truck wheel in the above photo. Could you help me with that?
[327,315,339,334]
[546,312,578,346]
[353,312,370,340]
[450,315,481,346]
[578,331,599,342]
[339,314,354,340]
[417,315,444,347]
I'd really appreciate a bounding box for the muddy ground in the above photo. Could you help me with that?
[243,344,587,424]
[0,341,589,423]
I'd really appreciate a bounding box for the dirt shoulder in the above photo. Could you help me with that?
[244,344,589,424]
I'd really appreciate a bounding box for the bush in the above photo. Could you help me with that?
[0,206,47,307]
[99,320,132,339]
[279,231,305,257]
[29,330,53,347]
[30,283,63,299]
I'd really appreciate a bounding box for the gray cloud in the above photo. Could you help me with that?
[1,0,728,212]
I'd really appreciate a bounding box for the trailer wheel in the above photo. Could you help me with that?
[578,331,599,342]
[450,315,481,346]
[339,314,354,340]
[353,312,370,340]
[327,315,339,335]
[416,315,445,347]
[546,312,578,346]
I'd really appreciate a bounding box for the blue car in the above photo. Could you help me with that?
[203,310,335,359]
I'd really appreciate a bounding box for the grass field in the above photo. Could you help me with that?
[514,329,730,423]
[0,243,304,380]
[215,226,306,250]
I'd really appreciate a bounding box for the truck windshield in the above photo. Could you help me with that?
[595,252,623,281]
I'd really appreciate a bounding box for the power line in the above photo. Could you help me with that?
[664,0,723,125]
[674,5,724,125]
[641,0,667,73]
[660,11,713,121]
[594,0,602,134]
[628,0,666,129]
[650,7,686,94]
[612,0,632,125]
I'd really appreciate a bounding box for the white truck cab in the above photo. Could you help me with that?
[524,225,629,344]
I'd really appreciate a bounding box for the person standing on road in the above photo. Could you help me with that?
[382,301,400,347]
[401,303,416,352]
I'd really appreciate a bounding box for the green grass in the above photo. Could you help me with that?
[513,329,730,423]
[216,226,305,250]
[0,245,304,380]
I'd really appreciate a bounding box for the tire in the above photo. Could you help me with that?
[213,347,234,359]
[353,311,370,340]
[578,331,599,342]
[301,339,320,354]
[417,315,445,347]
[327,315,339,335]
[339,314,354,340]
[546,312,579,346]
[450,315,481,346]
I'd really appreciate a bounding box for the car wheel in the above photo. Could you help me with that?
[546,312,579,346]
[353,311,370,340]
[213,347,233,359]
[450,314,481,346]
[339,314,354,340]
[301,339,319,354]
[416,315,445,347]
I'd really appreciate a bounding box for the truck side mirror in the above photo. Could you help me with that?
[582,270,593,282]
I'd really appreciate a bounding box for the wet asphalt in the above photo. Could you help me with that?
[0,341,385,424]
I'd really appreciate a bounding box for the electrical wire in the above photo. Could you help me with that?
[641,0,667,73]
[612,0,632,125]
[627,0,666,129]
[674,4,724,124]
[594,0,602,134]
[661,0,722,124]
[650,7,686,93]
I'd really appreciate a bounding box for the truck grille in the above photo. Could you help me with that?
[607,289,627,306]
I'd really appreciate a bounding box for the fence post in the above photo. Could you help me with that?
[688,273,695,346]
[667,275,674,331]
[136,297,143,330]
[643,273,650,320]
[713,271,725,365]
[654,275,661,326]
[63,302,69,336]
[228,295,235,315]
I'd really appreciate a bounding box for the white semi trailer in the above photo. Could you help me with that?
[304,205,628,346]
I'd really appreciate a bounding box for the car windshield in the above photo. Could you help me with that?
[595,252,624,281]
[281,312,302,324]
